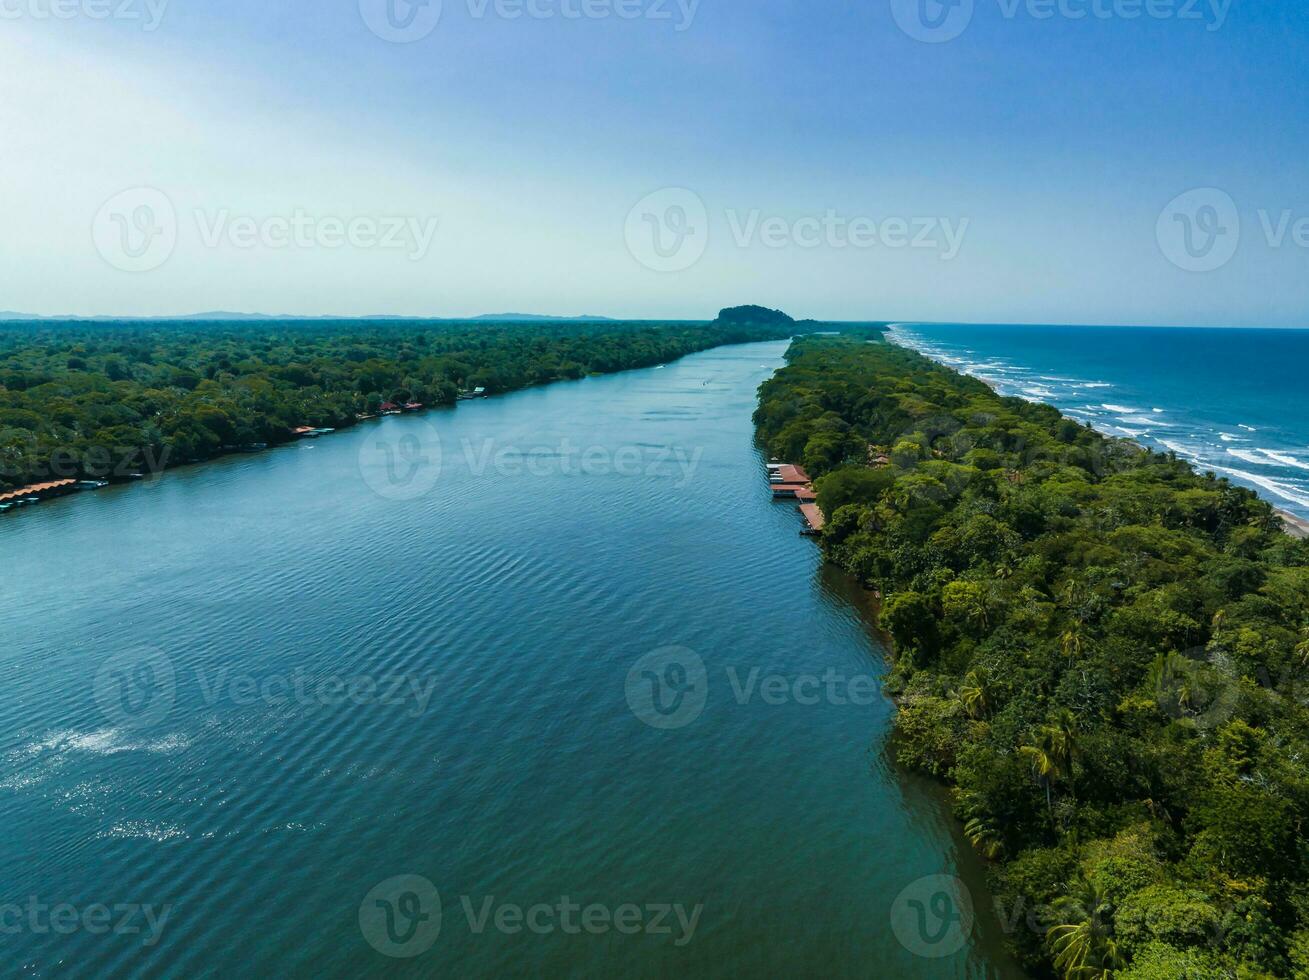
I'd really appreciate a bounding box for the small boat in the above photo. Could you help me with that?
[76,480,109,490]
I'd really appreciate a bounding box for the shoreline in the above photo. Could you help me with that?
[0,331,794,522]
[1278,508,1309,539]
[884,330,1309,541]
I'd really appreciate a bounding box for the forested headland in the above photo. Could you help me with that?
[0,312,794,491]
[756,333,1309,979]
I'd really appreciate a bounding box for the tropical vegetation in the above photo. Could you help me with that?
[755,333,1309,978]
[0,313,793,491]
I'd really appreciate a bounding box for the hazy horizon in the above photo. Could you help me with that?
[3,2,1307,326]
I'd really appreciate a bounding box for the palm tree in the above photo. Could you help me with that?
[957,668,991,720]
[958,792,1004,860]
[1021,709,1081,814]
[1296,626,1309,667]
[1046,878,1124,980]
[963,816,1004,860]
[1060,629,1084,661]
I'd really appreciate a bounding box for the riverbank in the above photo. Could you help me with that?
[754,333,1309,978]
[0,312,800,505]
[0,312,801,521]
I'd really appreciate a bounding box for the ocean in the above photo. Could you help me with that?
[888,324,1309,522]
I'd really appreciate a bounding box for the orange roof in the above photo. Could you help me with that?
[799,503,825,530]
[796,488,818,501]
[0,479,76,503]
[776,464,811,484]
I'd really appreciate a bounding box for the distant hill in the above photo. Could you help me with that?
[713,305,795,327]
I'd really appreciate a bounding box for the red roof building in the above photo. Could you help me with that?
[799,503,825,532]
[0,479,77,504]
[774,464,811,484]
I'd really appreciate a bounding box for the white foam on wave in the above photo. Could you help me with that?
[20,729,190,758]
[1115,426,1150,438]
[1239,424,1258,432]
[1081,383,1113,389]
[0,772,46,791]
[1102,404,1139,414]
[97,820,188,843]
[1219,433,1243,443]
[1228,448,1270,466]
[1158,439,1200,460]
[1119,415,1159,426]
[1212,465,1309,509]
[1258,449,1309,472]
[1153,408,1165,414]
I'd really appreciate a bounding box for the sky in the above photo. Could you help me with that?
[1,0,1307,325]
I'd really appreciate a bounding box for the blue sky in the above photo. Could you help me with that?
[2,0,1307,324]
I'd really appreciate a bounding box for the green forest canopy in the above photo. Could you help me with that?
[755,334,1309,979]
[0,314,794,490]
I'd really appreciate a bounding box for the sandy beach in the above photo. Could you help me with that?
[1277,509,1309,539]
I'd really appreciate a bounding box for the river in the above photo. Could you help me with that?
[0,340,1024,978]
